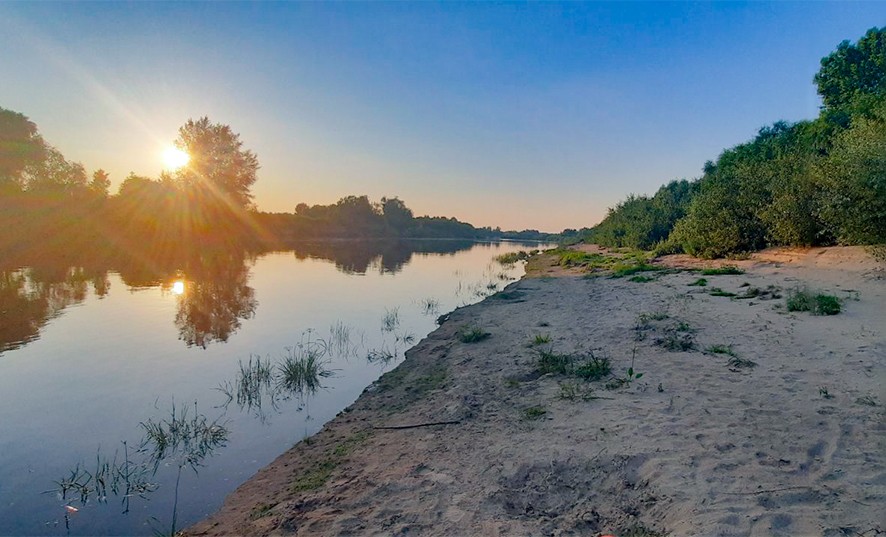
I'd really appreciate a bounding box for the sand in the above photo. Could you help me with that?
[186,246,884,537]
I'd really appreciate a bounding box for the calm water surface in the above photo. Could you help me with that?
[0,240,544,536]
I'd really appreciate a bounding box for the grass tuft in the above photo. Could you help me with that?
[706,344,738,357]
[786,288,841,315]
[708,287,737,297]
[688,278,708,287]
[700,265,744,275]
[522,406,547,420]
[458,325,491,343]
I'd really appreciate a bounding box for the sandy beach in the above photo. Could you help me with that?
[187,246,884,537]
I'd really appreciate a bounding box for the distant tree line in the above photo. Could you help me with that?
[581,27,885,258]
[0,110,555,254]
[256,195,555,242]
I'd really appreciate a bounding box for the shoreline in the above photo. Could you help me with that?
[187,245,884,536]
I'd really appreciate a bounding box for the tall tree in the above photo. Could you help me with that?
[814,27,886,111]
[173,117,259,210]
[0,107,45,194]
[89,169,111,198]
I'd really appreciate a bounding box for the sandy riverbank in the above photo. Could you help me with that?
[187,246,884,537]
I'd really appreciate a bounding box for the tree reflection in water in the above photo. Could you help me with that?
[0,239,497,353]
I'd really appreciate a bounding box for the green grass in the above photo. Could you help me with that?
[536,349,574,375]
[458,325,491,343]
[536,349,611,380]
[706,344,738,357]
[495,250,537,264]
[610,263,660,278]
[249,502,276,520]
[786,288,841,315]
[701,265,744,275]
[655,332,695,352]
[628,275,655,283]
[708,287,737,297]
[291,432,370,493]
[573,354,612,380]
[530,333,552,345]
[688,278,708,287]
[277,348,331,396]
[522,406,547,420]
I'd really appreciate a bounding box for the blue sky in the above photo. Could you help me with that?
[0,2,882,231]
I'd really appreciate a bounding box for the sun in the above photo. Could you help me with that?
[162,146,190,170]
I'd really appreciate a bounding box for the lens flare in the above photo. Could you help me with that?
[162,147,190,170]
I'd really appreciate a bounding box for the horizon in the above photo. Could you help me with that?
[1,2,883,232]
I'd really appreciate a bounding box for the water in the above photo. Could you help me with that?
[0,239,545,536]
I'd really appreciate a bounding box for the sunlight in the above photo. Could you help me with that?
[171,280,186,295]
[162,146,190,170]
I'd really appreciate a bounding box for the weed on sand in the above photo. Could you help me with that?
[786,288,841,315]
[458,325,491,343]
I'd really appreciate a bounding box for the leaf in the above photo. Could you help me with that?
[636,373,643,379]
[627,367,634,376]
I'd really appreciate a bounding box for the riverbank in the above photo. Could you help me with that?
[186,245,884,536]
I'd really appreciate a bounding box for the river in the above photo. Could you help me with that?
[0,239,546,536]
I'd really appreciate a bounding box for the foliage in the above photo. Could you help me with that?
[458,325,490,343]
[814,27,886,111]
[0,107,45,193]
[700,265,743,275]
[172,117,259,210]
[786,288,842,315]
[582,28,885,258]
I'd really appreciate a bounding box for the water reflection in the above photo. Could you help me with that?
[0,239,537,353]
[170,253,258,348]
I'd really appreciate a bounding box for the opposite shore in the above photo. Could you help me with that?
[187,245,884,536]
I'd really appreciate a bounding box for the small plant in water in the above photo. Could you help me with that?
[688,278,708,287]
[819,386,835,399]
[419,297,440,316]
[381,307,400,332]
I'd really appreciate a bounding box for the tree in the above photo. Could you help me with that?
[381,196,414,231]
[173,117,259,210]
[89,169,111,199]
[25,145,87,197]
[814,27,886,111]
[0,107,45,193]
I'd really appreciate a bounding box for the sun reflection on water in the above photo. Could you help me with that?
[171,280,185,295]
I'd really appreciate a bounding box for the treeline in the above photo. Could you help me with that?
[581,27,885,258]
[256,195,555,242]
[0,110,555,257]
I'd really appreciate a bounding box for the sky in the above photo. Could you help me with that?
[0,2,883,232]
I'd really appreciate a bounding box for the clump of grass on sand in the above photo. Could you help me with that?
[522,406,547,420]
[529,333,552,346]
[786,288,841,315]
[708,287,737,297]
[458,325,490,343]
[706,344,738,357]
[536,349,611,381]
[700,265,744,275]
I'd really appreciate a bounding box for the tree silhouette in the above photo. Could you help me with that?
[0,107,45,194]
[172,117,259,210]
